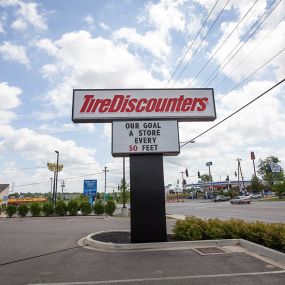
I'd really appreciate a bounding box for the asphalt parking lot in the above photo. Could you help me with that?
[166,200,285,223]
[0,216,284,285]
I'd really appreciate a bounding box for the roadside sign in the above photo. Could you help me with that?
[112,120,180,157]
[206,161,212,166]
[83,180,97,197]
[47,163,63,172]
[72,89,216,123]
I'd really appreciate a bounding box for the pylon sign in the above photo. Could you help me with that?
[72,89,216,123]
[47,163,63,172]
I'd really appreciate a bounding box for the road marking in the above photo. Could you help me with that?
[28,270,285,285]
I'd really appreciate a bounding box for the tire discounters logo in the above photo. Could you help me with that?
[72,89,216,123]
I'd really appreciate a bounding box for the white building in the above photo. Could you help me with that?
[0,184,9,207]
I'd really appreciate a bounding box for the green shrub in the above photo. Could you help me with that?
[80,201,92,215]
[67,199,78,216]
[42,203,54,216]
[104,200,116,216]
[93,199,104,215]
[54,200,67,216]
[173,216,205,240]
[29,203,42,217]
[6,204,17,218]
[17,204,29,217]
[172,217,285,252]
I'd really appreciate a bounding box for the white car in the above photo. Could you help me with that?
[230,196,251,204]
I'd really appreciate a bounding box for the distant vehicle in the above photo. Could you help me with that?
[230,196,251,204]
[250,194,263,199]
[213,195,230,202]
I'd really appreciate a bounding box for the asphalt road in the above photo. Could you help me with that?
[0,217,284,285]
[166,200,285,223]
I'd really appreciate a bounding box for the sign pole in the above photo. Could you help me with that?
[130,154,167,243]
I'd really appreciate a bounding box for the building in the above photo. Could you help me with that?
[185,180,251,191]
[0,184,9,208]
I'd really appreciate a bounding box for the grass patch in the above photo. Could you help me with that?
[259,197,285,202]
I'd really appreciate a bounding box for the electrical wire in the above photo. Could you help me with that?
[165,0,219,87]
[213,15,285,91]
[187,0,260,87]
[216,46,285,102]
[203,0,281,87]
[180,78,285,148]
[171,0,231,87]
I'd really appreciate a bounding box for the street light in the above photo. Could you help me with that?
[50,178,53,202]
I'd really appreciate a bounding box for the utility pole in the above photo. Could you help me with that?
[179,170,186,193]
[50,178,53,202]
[236,158,245,194]
[102,166,109,201]
[123,157,126,208]
[54,150,59,206]
[61,180,65,200]
[236,159,240,193]
[251,151,257,178]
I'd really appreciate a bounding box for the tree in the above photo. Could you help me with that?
[42,203,54,216]
[272,180,285,199]
[118,179,130,207]
[104,200,116,216]
[258,156,284,189]
[93,199,104,215]
[200,174,212,182]
[6,204,17,217]
[17,204,29,217]
[67,199,78,216]
[249,175,264,194]
[80,201,92,215]
[55,200,67,216]
[30,203,42,217]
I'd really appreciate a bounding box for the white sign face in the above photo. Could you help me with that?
[72,89,216,123]
[112,121,180,157]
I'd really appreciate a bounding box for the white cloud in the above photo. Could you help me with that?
[0,82,22,110]
[84,14,94,26]
[0,41,30,66]
[36,30,161,116]
[40,64,59,79]
[99,22,110,31]
[34,38,58,56]
[113,0,186,60]
[0,82,22,124]
[12,1,47,31]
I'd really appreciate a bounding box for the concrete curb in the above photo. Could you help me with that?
[80,231,285,266]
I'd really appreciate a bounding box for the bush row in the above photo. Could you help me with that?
[173,216,285,252]
[5,199,116,218]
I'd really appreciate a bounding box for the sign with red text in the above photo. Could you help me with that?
[72,89,216,123]
[112,121,180,157]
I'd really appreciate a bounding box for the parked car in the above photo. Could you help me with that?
[251,194,263,199]
[230,196,251,204]
[213,195,230,202]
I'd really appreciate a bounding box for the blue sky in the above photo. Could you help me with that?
[0,0,285,194]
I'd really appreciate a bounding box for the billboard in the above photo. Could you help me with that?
[112,120,180,157]
[83,180,97,197]
[72,89,216,123]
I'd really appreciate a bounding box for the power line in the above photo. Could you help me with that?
[165,0,219,87]
[171,0,231,87]
[213,14,285,91]
[216,45,285,102]
[12,168,124,188]
[203,0,281,87]
[181,78,285,148]
[187,0,260,87]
